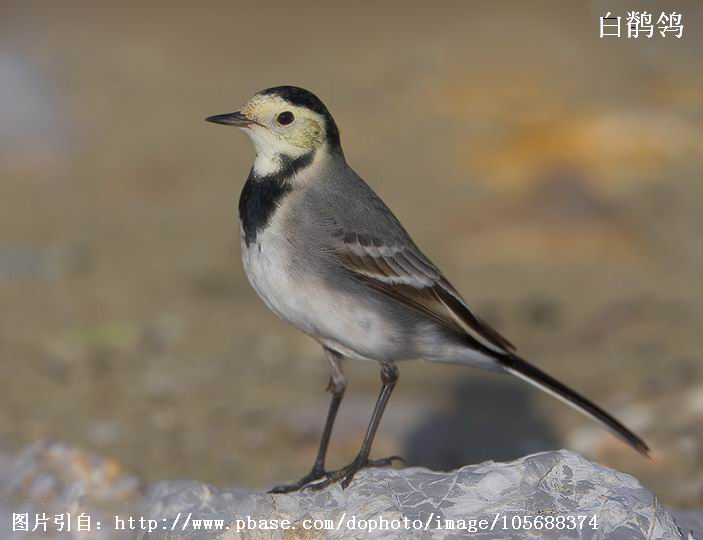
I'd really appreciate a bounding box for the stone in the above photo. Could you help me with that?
[1,443,700,539]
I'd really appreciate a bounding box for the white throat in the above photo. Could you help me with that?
[253,148,286,177]
[246,127,310,177]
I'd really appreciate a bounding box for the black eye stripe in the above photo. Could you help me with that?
[277,111,295,125]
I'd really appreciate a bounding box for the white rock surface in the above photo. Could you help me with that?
[1,443,700,539]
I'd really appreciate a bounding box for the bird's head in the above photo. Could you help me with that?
[207,86,341,172]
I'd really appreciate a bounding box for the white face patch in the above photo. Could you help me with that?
[238,94,328,176]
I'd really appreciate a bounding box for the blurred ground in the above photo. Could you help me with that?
[1,0,702,507]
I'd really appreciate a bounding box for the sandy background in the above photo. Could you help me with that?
[1,0,702,507]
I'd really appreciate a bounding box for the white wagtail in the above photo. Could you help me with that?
[206,86,649,492]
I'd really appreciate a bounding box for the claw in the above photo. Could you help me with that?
[268,467,326,494]
[326,455,406,490]
[303,476,335,491]
[367,455,405,467]
[272,455,406,493]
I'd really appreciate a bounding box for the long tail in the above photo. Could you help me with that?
[500,354,650,457]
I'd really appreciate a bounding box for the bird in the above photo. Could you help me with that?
[206,86,649,493]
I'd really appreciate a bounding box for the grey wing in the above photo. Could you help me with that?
[330,229,516,355]
[304,165,514,354]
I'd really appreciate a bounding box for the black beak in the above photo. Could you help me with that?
[205,111,254,127]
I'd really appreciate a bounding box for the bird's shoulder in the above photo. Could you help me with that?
[301,165,414,245]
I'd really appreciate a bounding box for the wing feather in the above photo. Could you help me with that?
[334,233,516,353]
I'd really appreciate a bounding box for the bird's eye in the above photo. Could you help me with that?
[277,111,295,125]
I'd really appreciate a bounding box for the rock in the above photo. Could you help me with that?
[0,442,143,539]
[1,443,700,539]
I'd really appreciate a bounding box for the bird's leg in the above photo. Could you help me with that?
[308,362,404,491]
[269,348,346,494]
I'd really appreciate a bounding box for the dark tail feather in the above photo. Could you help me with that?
[500,354,650,457]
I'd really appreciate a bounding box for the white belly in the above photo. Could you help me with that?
[240,225,388,361]
[241,228,315,332]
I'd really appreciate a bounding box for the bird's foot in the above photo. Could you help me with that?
[305,455,405,491]
[268,466,327,494]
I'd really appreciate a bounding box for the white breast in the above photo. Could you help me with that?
[239,221,390,362]
[240,223,322,336]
